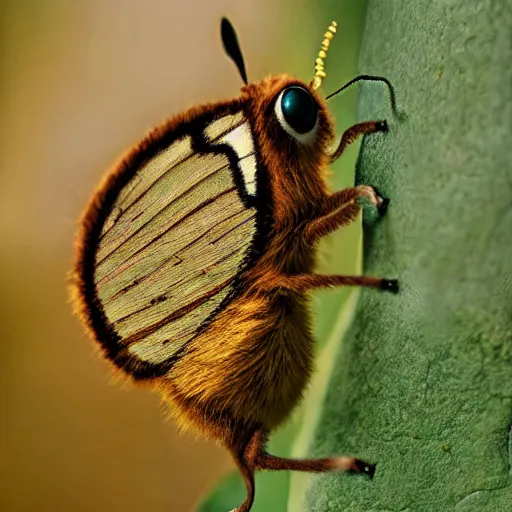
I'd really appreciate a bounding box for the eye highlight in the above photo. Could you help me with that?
[274,86,318,144]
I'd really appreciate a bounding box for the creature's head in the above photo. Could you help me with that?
[222,19,338,225]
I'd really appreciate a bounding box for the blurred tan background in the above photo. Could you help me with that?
[0,1,355,511]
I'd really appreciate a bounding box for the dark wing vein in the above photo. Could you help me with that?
[102,116,247,231]
[102,209,249,304]
[113,246,242,326]
[122,278,232,346]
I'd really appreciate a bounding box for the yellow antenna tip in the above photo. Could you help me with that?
[310,21,337,90]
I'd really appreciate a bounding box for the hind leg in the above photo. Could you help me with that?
[251,430,375,476]
[229,454,255,512]
[229,429,375,512]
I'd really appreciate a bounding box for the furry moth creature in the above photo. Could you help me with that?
[72,17,399,512]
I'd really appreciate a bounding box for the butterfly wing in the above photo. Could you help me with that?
[74,101,268,379]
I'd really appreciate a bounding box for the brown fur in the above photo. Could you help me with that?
[154,77,386,510]
[73,73,388,511]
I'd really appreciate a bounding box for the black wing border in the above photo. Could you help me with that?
[74,99,273,380]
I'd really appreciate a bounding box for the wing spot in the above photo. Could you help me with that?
[150,294,167,305]
[117,277,141,297]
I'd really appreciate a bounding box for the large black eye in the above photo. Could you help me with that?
[274,86,318,144]
[281,87,317,133]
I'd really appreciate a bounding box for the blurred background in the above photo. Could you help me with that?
[0,1,367,510]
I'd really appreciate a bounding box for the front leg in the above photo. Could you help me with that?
[304,185,388,245]
[331,120,388,162]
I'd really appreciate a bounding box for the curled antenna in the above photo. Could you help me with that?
[310,21,337,91]
[326,74,401,119]
[221,17,248,84]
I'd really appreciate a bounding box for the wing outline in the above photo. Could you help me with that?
[73,99,273,380]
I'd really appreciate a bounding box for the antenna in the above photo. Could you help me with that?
[221,17,248,84]
[326,74,400,118]
[310,21,337,91]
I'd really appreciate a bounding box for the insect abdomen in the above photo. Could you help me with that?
[163,291,314,437]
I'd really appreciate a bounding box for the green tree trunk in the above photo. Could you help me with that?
[306,1,512,510]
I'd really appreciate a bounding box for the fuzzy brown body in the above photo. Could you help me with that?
[72,22,396,509]
[164,229,317,444]
[159,73,332,446]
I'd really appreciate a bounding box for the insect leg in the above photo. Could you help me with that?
[230,429,375,511]
[255,451,375,477]
[305,185,387,245]
[272,273,399,294]
[230,449,255,512]
[330,120,388,162]
[250,428,375,477]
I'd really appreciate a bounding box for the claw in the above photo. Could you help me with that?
[375,120,388,132]
[380,279,399,293]
[370,185,390,216]
[353,459,376,478]
[378,197,390,216]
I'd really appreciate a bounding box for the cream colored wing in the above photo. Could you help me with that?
[76,107,263,379]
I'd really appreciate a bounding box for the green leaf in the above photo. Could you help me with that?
[306,1,512,510]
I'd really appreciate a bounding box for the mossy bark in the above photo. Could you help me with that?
[306,1,512,510]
